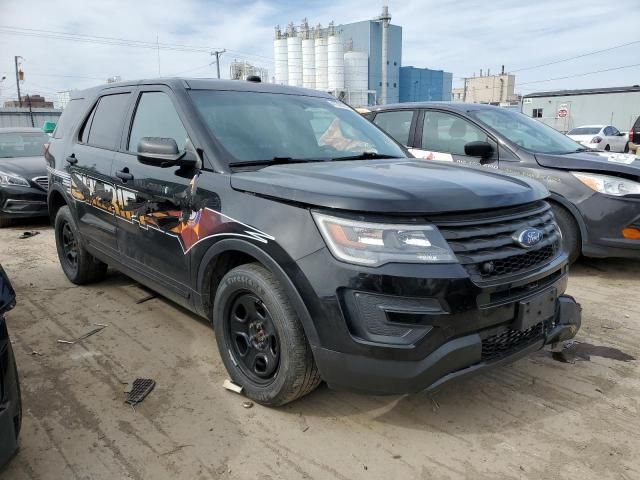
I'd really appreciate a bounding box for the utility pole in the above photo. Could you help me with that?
[211,49,226,79]
[14,56,23,107]
[26,94,34,127]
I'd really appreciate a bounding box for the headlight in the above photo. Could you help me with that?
[0,171,30,187]
[312,212,457,266]
[571,172,640,196]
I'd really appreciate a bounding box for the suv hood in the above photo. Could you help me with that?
[536,150,640,178]
[0,156,47,179]
[231,159,548,214]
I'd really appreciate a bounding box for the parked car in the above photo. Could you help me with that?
[0,263,21,468]
[46,79,580,406]
[0,127,50,227]
[629,115,640,154]
[566,125,629,152]
[366,103,640,262]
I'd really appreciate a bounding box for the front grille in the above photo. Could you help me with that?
[32,176,49,191]
[433,201,561,282]
[481,320,550,362]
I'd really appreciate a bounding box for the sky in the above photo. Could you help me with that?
[1,0,639,106]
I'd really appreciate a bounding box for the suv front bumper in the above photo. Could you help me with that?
[313,295,580,395]
[296,247,580,395]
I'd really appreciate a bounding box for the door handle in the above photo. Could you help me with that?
[66,154,78,165]
[116,168,134,182]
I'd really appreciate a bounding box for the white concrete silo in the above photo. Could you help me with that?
[301,20,315,89]
[286,23,303,87]
[344,50,369,106]
[314,24,328,91]
[327,23,344,92]
[273,26,288,85]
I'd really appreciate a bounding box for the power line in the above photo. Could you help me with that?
[510,40,640,73]
[454,39,640,80]
[518,63,640,86]
[0,26,274,63]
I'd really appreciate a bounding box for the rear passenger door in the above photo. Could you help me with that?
[411,109,498,167]
[70,90,133,254]
[112,88,194,294]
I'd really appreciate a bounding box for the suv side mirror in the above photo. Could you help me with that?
[137,137,197,168]
[464,141,494,159]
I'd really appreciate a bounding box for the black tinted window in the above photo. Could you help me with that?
[87,93,131,150]
[128,92,188,152]
[373,110,413,145]
[52,99,84,139]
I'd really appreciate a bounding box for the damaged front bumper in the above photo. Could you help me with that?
[313,294,582,395]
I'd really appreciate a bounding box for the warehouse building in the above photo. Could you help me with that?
[521,85,640,133]
[399,66,452,102]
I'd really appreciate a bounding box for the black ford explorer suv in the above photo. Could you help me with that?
[46,78,581,406]
[366,103,640,262]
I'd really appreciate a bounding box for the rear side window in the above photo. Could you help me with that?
[86,93,131,150]
[52,99,84,139]
[128,92,188,152]
[373,110,413,145]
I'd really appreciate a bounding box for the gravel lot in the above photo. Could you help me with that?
[1,222,638,480]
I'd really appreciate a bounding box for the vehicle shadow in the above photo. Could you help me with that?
[571,255,640,279]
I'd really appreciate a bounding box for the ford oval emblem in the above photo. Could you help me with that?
[513,227,544,248]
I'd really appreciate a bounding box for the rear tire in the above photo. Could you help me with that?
[624,142,630,153]
[551,204,581,264]
[0,217,11,228]
[213,263,321,406]
[54,206,107,284]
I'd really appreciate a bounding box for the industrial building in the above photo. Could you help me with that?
[399,67,452,102]
[3,94,54,108]
[274,7,397,106]
[229,60,269,82]
[452,69,517,104]
[521,85,640,133]
[273,6,454,106]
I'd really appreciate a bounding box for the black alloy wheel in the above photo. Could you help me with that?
[226,292,280,383]
[61,221,79,272]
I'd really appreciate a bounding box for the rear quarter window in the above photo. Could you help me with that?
[52,98,85,139]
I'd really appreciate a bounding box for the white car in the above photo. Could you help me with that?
[566,125,630,152]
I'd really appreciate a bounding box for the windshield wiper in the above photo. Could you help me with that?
[229,157,327,168]
[331,152,399,161]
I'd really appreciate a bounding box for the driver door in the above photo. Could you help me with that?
[112,87,194,295]
[410,110,498,167]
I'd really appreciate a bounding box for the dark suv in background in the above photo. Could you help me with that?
[46,78,580,405]
[0,264,21,468]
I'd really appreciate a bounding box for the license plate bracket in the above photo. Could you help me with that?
[513,288,557,331]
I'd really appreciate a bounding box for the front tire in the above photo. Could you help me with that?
[54,206,107,284]
[213,263,321,406]
[551,204,581,264]
[0,217,11,228]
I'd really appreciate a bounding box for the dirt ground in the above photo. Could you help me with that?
[0,221,638,480]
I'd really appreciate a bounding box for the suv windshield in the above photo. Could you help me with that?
[0,132,49,158]
[470,108,584,154]
[189,90,405,163]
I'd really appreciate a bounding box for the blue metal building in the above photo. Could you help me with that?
[338,20,402,104]
[399,67,453,102]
